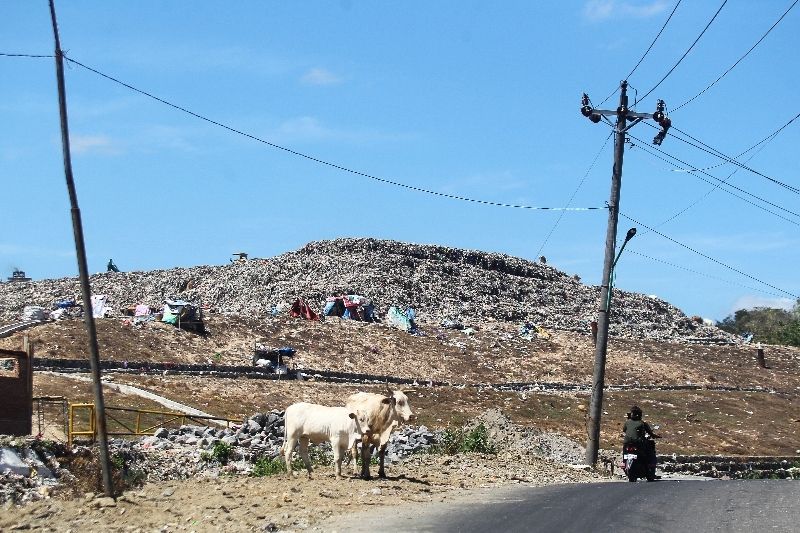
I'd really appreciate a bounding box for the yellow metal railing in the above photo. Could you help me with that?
[68,403,238,446]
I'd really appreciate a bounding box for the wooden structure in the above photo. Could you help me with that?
[0,337,34,435]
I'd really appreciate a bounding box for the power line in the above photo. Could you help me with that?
[673,0,798,112]
[627,249,788,299]
[62,55,602,212]
[646,136,774,231]
[619,211,798,298]
[596,0,684,107]
[662,110,800,178]
[640,0,728,102]
[665,124,800,195]
[629,136,800,226]
[625,0,683,81]
[536,131,613,257]
[0,52,53,58]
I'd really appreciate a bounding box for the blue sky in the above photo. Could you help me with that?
[1,1,798,321]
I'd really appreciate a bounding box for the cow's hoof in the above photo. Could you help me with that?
[378,472,387,479]
[360,474,372,480]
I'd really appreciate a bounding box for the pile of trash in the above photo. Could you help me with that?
[0,238,737,343]
[0,438,64,504]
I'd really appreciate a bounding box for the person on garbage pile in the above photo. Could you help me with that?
[623,405,662,479]
[323,291,345,317]
[107,258,119,272]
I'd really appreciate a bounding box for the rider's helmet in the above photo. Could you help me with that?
[630,405,642,420]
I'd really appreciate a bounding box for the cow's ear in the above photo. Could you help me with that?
[348,412,356,419]
[381,397,392,405]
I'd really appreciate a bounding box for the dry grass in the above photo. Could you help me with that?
[12,315,799,457]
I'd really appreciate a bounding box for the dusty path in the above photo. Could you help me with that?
[0,453,608,532]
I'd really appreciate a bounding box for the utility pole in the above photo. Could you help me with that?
[48,0,114,497]
[581,81,671,465]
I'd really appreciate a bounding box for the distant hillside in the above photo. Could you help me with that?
[0,238,735,342]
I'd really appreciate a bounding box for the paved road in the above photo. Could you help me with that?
[323,480,800,532]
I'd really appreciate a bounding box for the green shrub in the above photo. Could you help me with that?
[462,423,497,454]
[251,457,286,477]
[431,423,497,455]
[210,442,233,465]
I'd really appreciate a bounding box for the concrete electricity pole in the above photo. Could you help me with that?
[581,81,671,465]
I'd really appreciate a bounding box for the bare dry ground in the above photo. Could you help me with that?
[13,313,799,456]
[0,452,606,533]
[6,314,800,389]
[2,315,799,531]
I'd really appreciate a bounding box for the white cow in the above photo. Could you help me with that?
[346,389,413,479]
[282,402,369,479]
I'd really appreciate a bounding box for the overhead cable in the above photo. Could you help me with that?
[627,249,788,299]
[619,212,798,298]
[0,52,53,58]
[625,0,683,81]
[673,0,798,112]
[630,135,800,226]
[536,131,613,257]
[664,111,800,175]
[628,135,800,226]
[596,0,683,107]
[62,55,601,212]
[637,137,774,231]
[663,123,800,195]
[639,0,728,102]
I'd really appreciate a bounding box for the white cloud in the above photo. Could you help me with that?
[583,0,668,22]
[728,295,795,314]
[69,134,123,155]
[301,67,342,86]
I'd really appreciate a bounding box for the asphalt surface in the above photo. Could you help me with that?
[323,479,800,532]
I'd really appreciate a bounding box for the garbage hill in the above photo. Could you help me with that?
[0,237,733,342]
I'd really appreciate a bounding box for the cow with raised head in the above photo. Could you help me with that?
[282,402,370,479]
[346,388,413,479]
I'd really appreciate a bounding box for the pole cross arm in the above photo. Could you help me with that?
[586,109,654,120]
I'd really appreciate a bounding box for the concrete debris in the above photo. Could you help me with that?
[0,238,738,343]
[0,441,63,505]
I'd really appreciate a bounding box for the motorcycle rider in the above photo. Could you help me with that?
[623,405,662,480]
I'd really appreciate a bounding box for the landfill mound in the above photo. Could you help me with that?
[0,238,735,342]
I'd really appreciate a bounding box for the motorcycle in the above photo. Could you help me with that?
[622,425,661,482]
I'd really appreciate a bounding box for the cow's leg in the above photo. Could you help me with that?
[360,434,372,479]
[283,436,295,478]
[332,443,344,479]
[350,443,360,475]
[298,437,312,478]
[377,443,388,478]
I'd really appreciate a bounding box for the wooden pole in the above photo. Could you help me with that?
[48,0,114,497]
[756,348,766,368]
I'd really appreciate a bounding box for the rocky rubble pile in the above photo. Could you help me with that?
[0,238,736,342]
[467,409,587,465]
[0,438,64,504]
[659,455,800,479]
[0,409,590,504]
